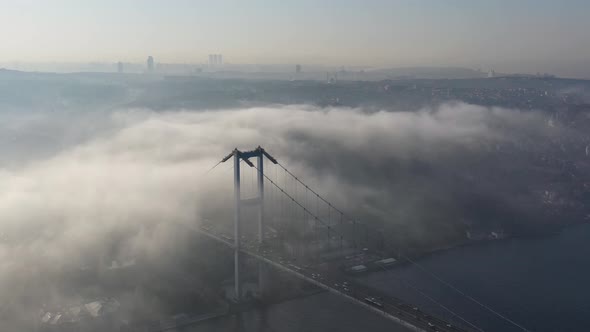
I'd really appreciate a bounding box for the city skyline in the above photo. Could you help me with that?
[2,0,590,77]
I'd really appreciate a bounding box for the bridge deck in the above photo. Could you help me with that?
[188,223,472,332]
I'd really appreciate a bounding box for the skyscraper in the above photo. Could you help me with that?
[209,54,223,66]
[147,56,154,73]
[296,64,302,74]
[117,61,123,73]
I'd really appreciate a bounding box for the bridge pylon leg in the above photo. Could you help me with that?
[234,150,241,302]
[257,150,264,244]
[257,148,270,298]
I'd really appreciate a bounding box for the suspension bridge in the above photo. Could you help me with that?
[186,146,531,332]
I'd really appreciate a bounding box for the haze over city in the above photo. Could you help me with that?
[3,0,590,77]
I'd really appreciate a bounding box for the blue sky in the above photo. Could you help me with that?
[2,0,589,74]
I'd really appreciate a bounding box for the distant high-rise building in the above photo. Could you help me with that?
[117,62,123,73]
[147,56,154,73]
[488,69,495,78]
[326,72,337,83]
[209,54,223,66]
[295,64,302,74]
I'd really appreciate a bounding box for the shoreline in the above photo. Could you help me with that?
[397,221,590,266]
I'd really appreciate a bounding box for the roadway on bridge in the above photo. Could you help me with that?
[190,222,471,332]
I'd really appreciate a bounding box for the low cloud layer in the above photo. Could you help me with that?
[0,103,581,328]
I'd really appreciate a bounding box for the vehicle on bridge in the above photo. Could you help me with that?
[363,296,383,308]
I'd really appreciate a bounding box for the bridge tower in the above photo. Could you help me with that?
[221,146,277,302]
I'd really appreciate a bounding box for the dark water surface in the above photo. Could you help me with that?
[182,292,409,332]
[362,223,590,332]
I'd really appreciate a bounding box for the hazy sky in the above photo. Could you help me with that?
[2,0,590,74]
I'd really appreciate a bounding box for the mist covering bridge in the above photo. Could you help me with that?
[191,146,485,332]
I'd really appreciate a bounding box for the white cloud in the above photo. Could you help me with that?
[0,103,561,327]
